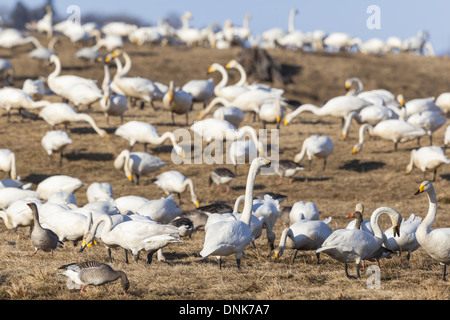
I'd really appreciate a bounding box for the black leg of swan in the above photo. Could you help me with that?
[146,250,158,264]
[236,258,241,269]
[107,248,113,262]
[345,263,358,279]
[442,264,447,281]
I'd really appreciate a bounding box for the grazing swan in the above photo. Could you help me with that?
[405,111,447,145]
[200,157,271,269]
[0,149,18,180]
[47,54,99,101]
[36,175,84,201]
[384,214,422,261]
[289,201,320,224]
[394,95,443,118]
[276,160,304,184]
[39,103,109,137]
[27,202,63,256]
[342,106,398,139]
[209,167,236,194]
[274,217,333,263]
[258,99,284,129]
[154,171,199,207]
[352,120,426,153]
[316,206,402,279]
[294,135,334,171]
[162,80,193,125]
[80,213,181,264]
[57,261,129,295]
[114,149,167,185]
[115,120,184,157]
[405,146,450,181]
[182,78,215,108]
[414,181,450,280]
[198,96,245,127]
[0,87,49,120]
[41,130,72,164]
[284,96,371,126]
[135,195,183,224]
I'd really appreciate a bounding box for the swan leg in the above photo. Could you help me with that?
[124,249,129,264]
[107,248,113,262]
[236,258,241,269]
[218,257,222,270]
[441,263,447,281]
[146,250,158,264]
[432,169,437,182]
[171,112,175,125]
[315,252,320,264]
[185,112,189,126]
[135,174,140,185]
[344,263,357,279]
[291,249,298,263]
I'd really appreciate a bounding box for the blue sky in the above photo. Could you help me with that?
[3,0,450,55]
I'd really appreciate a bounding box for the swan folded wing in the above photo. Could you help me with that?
[426,229,450,261]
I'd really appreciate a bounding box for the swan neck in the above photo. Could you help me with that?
[358,123,373,145]
[342,111,357,137]
[199,97,229,119]
[233,194,245,213]
[288,9,297,33]
[240,161,260,225]
[214,65,229,90]
[286,104,319,124]
[158,131,177,147]
[419,186,438,234]
[234,63,247,86]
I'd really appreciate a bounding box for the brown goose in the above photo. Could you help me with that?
[57,261,129,294]
[27,202,62,256]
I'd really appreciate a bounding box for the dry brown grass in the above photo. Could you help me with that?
[0,34,449,302]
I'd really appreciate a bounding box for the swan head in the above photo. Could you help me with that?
[253,157,271,170]
[225,60,238,69]
[79,232,97,252]
[414,180,433,196]
[397,94,405,107]
[273,246,284,261]
[173,145,186,158]
[352,143,362,154]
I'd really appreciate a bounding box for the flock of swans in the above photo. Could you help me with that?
[0,8,448,296]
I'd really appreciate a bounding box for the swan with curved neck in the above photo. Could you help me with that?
[284,95,371,126]
[414,181,450,280]
[200,157,271,269]
[208,63,249,101]
[352,120,427,153]
[317,206,402,279]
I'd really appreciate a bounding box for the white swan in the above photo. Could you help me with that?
[284,96,371,126]
[405,111,447,145]
[198,96,245,126]
[0,28,41,49]
[22,78,46,100]
[39,103,109,137]
[445,125,450,149]
[115,120,184,157]
[80,213,181,264]
[135,195,183,224]
[200,157,271,269]
[405,146,450,181]
[316,206,402,279]
[413,181,450,280]
[275,160,304,184]
[86,182,113,203]
[62,81,103,110]
[384,214,422,261]
[154,171,199,208]
[114,195,149,215]
[394,95,443,117]
[344,77,395,105]
[352,120,427,153]
[47,54,99,101]
[0,199,42,231]
[274,217,333,263]
[342,106,399,139]
[289,201,320,224]
[162,80,193,125]
[182,78,215,108]
[435,92,450,115]
[323,32,357,52]
[0,87,49,120]
[28,37,58,61]
[99,61,128,124]
[294,135,334,171]
[36,175,84,201]
[113,149,167,185]
[41,130,72,164]
[258,99,284,129]
[0,187,39,209]
[0,149,18,180]
[207,63,249,101]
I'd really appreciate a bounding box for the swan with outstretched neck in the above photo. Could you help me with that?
[200,157,271,269]
[414,181,450,280]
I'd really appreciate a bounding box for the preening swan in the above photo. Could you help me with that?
[162,80,193,125]
[317,206,401,279]
[200,157,271,269]
[414,181,450,280]
[154,171,199,208]
[274,217,333,263]
[114,149,167,185]
[294,135,334,171]
[284,95,371,126]
[384,214,422,261]
[352,120,426,153]
[39,103,109,137]
[405,146,450,181]
[57,261,129,295]
[198,97,245,128]
[289,201,320,224]
[41,130,72,164]
[115,120,185,157]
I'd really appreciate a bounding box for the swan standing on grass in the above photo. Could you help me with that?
[41,130,72,165]
[36,175,84,201]
[289,201,320,224]
[316,206,402,279]
[80,213,181,265]
[154,171,199,208]
[39,103,109,137]
[115,120,185,157]
[414,181,450,280]
[284,96,371,126]
[352,120,426,153]
[405,146,450,181]
[384,214,422,262]
[162,80,193,125]
[200,157,271,269]
[0,149,18,180]
[207,63,249,101]
[294,135,334,171]
[182,78,215,108]
[114,149,167,185]
[0,87,50,121]
[274,217,333,264]
[405,111,447,145]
